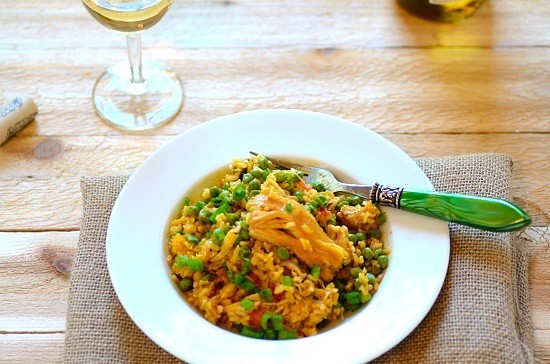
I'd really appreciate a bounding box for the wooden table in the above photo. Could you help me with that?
[1,1,548,362]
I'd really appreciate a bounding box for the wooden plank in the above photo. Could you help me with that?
[0,228,547,363]
[0,232,77,332]
[0,1,549,50]
[535,329,550,363]
[0,48,548,136]
[0,333,64,364]
[0,330,547,364]
[0,133,547,230]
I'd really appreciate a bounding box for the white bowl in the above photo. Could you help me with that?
[106,109,449,364]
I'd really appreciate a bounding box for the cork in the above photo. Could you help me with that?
[0,95,38,146]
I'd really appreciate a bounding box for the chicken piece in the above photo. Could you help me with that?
[247,180,348,282]
[337,203,379,230]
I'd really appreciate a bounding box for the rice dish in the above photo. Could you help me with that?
[167,154,389,339]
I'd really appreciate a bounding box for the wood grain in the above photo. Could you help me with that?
[0,0,548,361]
[0,334,64,364]
[1,1,549,50]
[0,229,548,361]
[1,48,548,137]
[0,133,547,231]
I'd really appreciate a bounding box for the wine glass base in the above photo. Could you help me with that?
[92,60,183,131]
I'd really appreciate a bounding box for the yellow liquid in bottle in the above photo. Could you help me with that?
[81,0,172,32]
[397,0,485,22]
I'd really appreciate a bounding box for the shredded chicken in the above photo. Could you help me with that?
[246,180,349,282]
[337,204,378,230]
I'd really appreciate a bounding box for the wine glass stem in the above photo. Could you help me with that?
[126,33,145,85]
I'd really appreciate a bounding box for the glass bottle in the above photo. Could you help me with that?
[397,0,486,22]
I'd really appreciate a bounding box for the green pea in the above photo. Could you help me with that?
[258,155,269,169]
[336,200,349,209]
[209,186,221,198]
[233,183,246,201]
[285,203,293,213]
[311,180,325,192]
[250,167,263,179]
[361,293,372,303]
[366,273,376,285]
[374,248,383,258]
[185,205,200,217]
[261,169,270,181]
[377,255,389,269]
[370,261,382,275]
[178,278,193,292]
[356,232,366,241]
[293,191,304,202]
[348,195,363,206]
[350,267,361,278]
[182,197,191,206]
[368,229,381,238]
[362,247,374,260]
[275,171,286,182]
[248,179,261,191]
[249,190,260,198]
[242,173,253,184]
[348,233,358,243]
[316,195,328,208]
[277,247,290,260]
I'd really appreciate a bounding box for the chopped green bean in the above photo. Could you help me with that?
[240,299,255,311]
[259,288,274,302]
[278,329,296,340]
[185,205,200,217]
[233,183,246,201]
[186,233,200,245]
[282,275,293,286]
[212,228,225,245]
[310,265,321,279]
[187,258,203,272]
[209,186,220,198]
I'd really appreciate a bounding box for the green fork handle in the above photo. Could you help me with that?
[370,184,531,232]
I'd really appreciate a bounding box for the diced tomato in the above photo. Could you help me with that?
[269,282,284,301]
[248,308,264,328]
[295,181,311,191]
[248,272,263,287]
[320,208,331,218]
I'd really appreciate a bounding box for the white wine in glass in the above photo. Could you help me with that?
[81,0,183,130]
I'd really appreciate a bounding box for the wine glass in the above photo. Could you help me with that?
[81,0,183,130]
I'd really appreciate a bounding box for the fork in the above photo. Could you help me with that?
[251,152,531,232]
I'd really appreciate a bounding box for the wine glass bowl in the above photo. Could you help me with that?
[81,0,183,130]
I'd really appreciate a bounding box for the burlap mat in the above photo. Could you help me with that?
[64,154,535,364]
